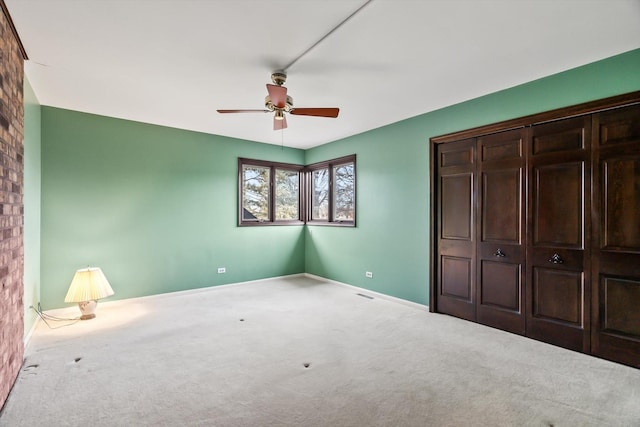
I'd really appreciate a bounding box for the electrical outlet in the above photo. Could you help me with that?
[365,271,373,278]
[217,267,226,274]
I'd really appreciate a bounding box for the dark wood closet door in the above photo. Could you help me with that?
[526,116,592,353]
[436,139,477,321]
[476,129,526,334]
[591,104,640,367]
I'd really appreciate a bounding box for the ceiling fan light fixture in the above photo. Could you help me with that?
[274,110,285,121]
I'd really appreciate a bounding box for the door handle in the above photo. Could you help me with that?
[494,248,506,257]
[549,253,564,264]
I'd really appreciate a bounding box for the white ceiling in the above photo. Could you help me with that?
[6,0,640,149]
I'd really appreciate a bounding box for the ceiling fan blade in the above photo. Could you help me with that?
[217,109,270,113]
[266,84,288,108]
[273,115,287,131]
[290,108,339,118]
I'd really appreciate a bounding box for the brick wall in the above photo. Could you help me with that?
[0,2,25,409]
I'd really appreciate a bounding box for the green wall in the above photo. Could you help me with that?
[23,76,41,334]
[40,108,306,309]
[37,48,640,310]
[304,48,640,305]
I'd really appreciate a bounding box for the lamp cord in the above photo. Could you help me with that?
[30,303,80,329]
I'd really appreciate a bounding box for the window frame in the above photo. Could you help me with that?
[238,158,305,226]
[305,154,356,227]
[238,155,356,227]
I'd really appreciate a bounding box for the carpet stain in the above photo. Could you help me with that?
[74,357,82,363]
[303,363,311,368]
[239,319,245,322]
[22,364,39,376]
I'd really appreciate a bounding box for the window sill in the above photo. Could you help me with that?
[305,221,355,227]
[239,220,305,227]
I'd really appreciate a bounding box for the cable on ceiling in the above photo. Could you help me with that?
[282,0,374,72]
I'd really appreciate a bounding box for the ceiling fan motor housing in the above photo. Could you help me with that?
[265,95,294,112]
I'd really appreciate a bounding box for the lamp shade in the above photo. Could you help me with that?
[64,267,114,303]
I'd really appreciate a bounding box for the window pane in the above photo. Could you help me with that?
[275,169,299,220]
[242,165,270,221]
[312,168,329,220]
[333,162,355,221]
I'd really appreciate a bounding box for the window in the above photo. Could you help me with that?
[241,164,270,221]
[306,154,356,226]
[239,155,355,227]
[311,168,329,220]
[239,158,303,225]
[275,169,300,220]
[333,162,355,221]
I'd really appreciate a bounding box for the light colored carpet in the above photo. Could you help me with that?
[1,275,639,427]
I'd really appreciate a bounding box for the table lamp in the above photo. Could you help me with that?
[64,267,114,320]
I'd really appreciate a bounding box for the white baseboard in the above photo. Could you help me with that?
[42,272,427,318]
[43,273,307,317]
[23,315,40,349]
[304,273,429,311]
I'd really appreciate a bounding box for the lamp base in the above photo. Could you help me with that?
[77,300,98,320]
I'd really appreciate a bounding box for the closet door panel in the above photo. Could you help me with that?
[441,256,472,300]
[592,104,640,367]
[601,158,640,250]
[532,267,583,325]
[532,162,583,248]
[482,169,521,243]
[441,174,472,240]
[601,276,640,336]
[480,260,521,310]
[526,116,591,353]
[436,139,476,321]
[476,129,526,334]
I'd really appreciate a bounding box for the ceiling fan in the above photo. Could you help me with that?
[217,71,340,130]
